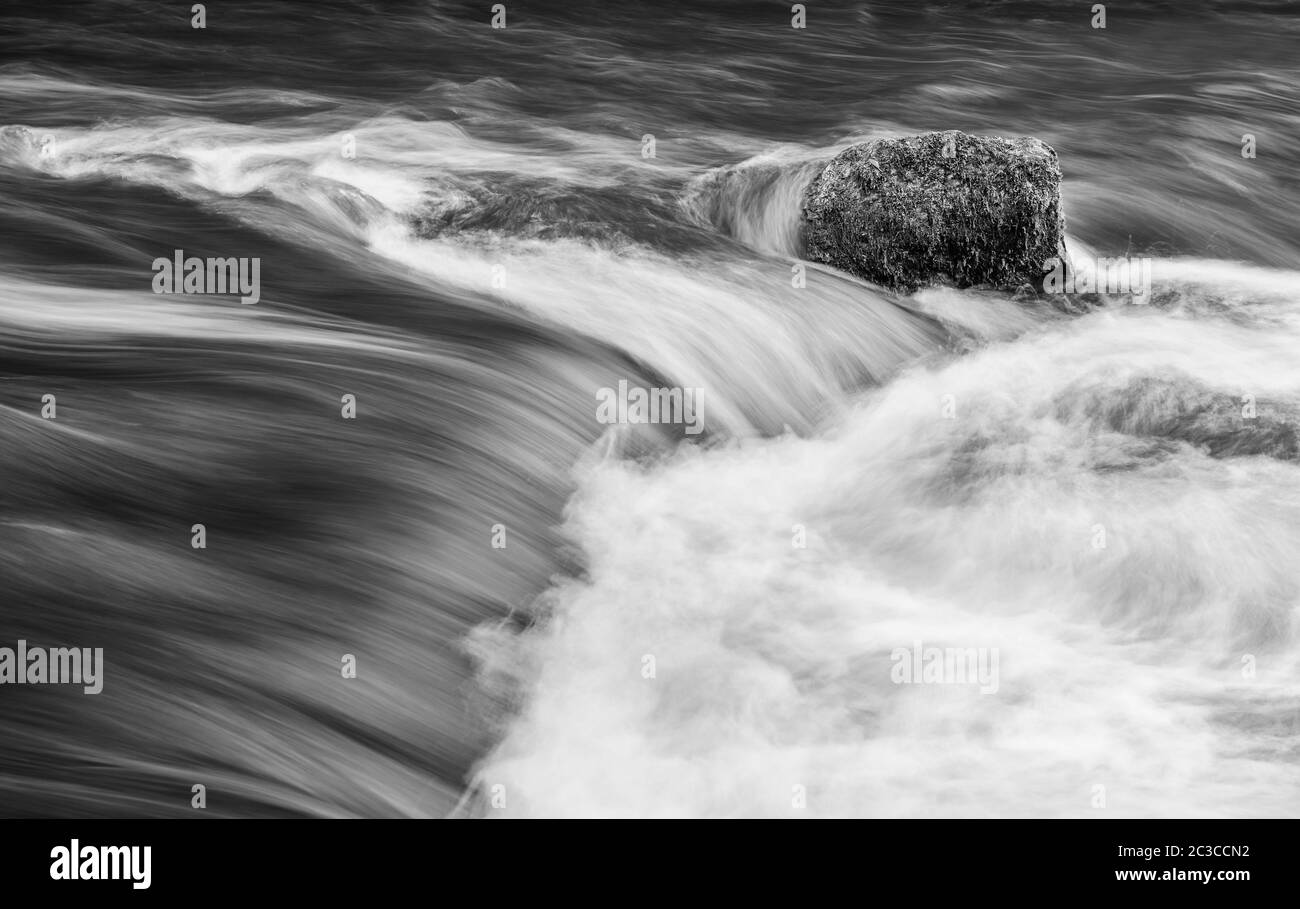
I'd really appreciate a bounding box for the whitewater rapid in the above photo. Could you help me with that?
[466,262,1300,818]
[5,72,1298,819]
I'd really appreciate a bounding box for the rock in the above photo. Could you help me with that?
[1060,373,1300,462]
[802,130,1064,292]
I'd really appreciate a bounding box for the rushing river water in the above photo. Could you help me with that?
[1,0,1297,817]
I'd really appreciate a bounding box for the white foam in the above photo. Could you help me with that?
[470,287,1300,818]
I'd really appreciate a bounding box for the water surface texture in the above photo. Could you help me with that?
[1,0,1297,817]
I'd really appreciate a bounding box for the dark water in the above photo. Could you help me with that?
[1,1,1297,817]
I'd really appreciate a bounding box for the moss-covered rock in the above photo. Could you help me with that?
[802,131,1064,292]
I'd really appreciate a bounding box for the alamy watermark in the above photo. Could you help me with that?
[890,640,999,694]
[50,840,150,889]
[1042,255,1152,302]
[595,379,703,434]
[0,640,103,694]
[152,249,261,304]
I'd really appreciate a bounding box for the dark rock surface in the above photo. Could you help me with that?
[802,131,1065,292]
